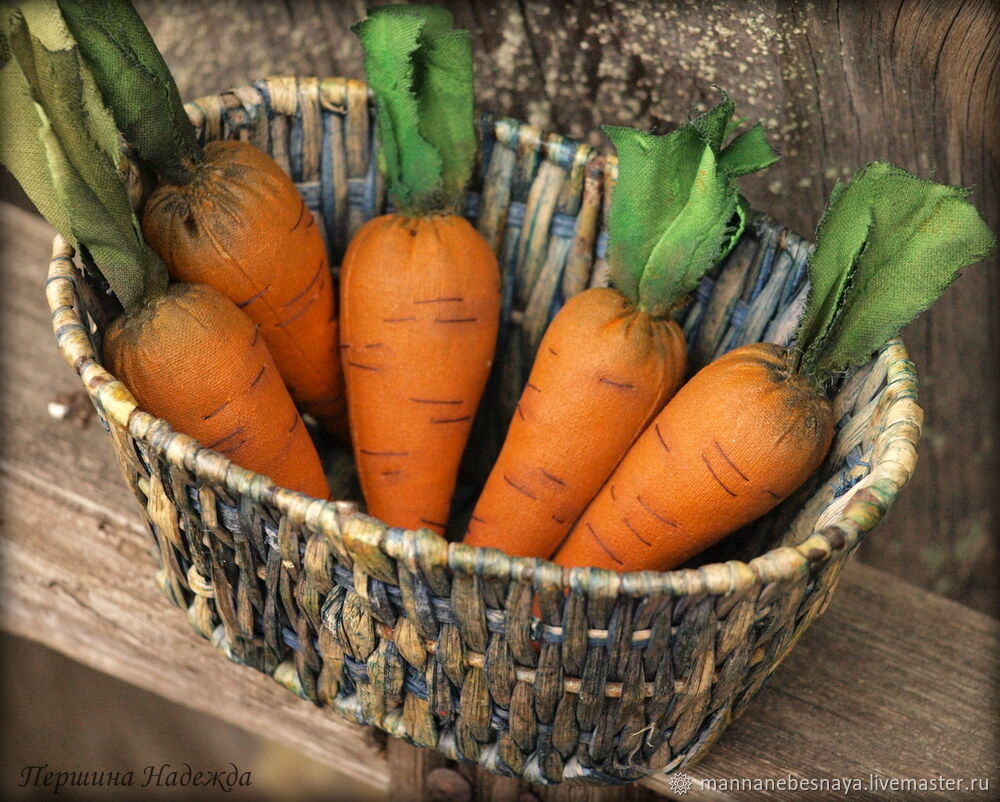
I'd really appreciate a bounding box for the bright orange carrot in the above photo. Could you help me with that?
[60,0,346,435]
[554,343,832,571]
[104,283,331,499]
[554,162,996,573]
[341,7,500,533]
[464,288,684,556]
[141,140,344,432]
[464,96,778,558]
[340,213,500,531]
[1,7,330,500]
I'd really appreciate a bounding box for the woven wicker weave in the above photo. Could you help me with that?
[45,76,922,785]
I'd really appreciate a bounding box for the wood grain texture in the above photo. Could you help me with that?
[1,201,997,798]
[0,633,384,801]
[126,0,1000,616]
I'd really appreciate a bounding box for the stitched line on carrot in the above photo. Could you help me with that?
[282,258,326,307]
[539,469,565,485]
[714,440,749,481]
[655,423,670,453]
[701,453,738,496]
[201,400,229,420]
[600,377,635,390]
[249,365,266,388]
[636,494,679,526]
[623,517,652,547]
[205,426,246,451]
[275,292,319,328]
[236,284,271,308]
[290,199,307,232]
[409,397,462,405]
[586,522,624,565]
[503,474,537,500]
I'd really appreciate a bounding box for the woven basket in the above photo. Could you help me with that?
[45,76,921,785]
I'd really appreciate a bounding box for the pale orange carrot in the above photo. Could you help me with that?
[342,7,501,532]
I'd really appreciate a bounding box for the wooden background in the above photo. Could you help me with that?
[121,0,999,614]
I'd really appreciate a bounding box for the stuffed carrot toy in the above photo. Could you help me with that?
[57,0,347,436]
[1,3,329,499]
[340,6,501,534]
[463,96,778,559]
[553,161,995,573]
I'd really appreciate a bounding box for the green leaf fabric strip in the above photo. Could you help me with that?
[413,29,474,205]
[797,161,996,384]
[57,0,203,184]
[718,124,779,177]
[1,3,167,312]
[603,97,777,317]
[0,8,73,242]
[690,93,734,153]
[354,4,475,215]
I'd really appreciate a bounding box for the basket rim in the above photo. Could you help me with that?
[44,76,923,598]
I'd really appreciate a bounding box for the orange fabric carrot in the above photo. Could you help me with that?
[554,162,996,572]
[60,0,346,435]
[105,283,331,499]
[1,7,330,499]
[341,6,500,533]
[140,141,344,432]
[554,342,832,571]
[464,97,778,558]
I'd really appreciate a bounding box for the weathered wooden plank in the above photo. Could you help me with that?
[126,0,999,615]
[1,201,997,799]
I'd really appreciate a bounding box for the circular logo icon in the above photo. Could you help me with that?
[668,771,694,795]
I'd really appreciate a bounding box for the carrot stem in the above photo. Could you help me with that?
[603,93,777,318]
[793,162,996,388]
[353,5,475,216]
[1,5,168,311]
[57,0,204,185]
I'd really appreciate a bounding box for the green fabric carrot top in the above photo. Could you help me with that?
[352,4,475,216]
[55,0,204,185]
[604,93,778,318]
[0,1,168,312]
[794,161,997,386]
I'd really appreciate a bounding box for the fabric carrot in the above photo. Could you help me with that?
[57,0,347,436]
[463,97,778,558]
[1,4,329,499]
[340,6,501,533]
[553,162,996,573]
